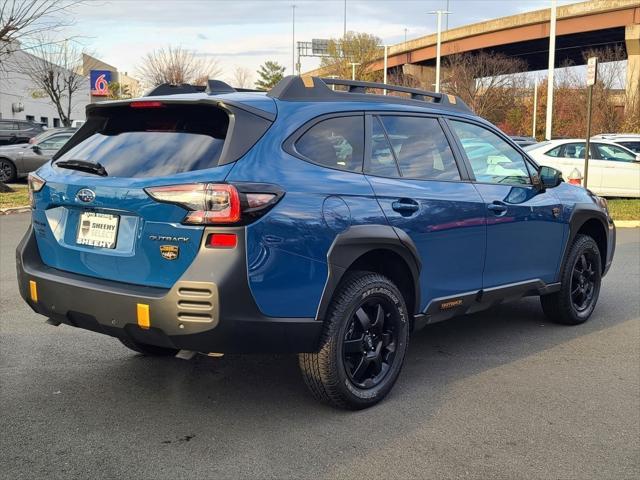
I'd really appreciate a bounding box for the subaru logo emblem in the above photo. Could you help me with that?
[76,188,95,203]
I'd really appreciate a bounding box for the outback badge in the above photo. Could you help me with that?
[160,245,179,261]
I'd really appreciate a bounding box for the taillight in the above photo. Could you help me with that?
[144,183,283,226]
[146,183,240,224]
[28,173,46,208]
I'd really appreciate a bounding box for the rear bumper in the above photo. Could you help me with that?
[16,226,322,353]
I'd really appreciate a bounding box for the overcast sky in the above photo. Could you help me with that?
[65,0,577,85]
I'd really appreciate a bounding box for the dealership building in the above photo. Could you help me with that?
[0,46,140,127]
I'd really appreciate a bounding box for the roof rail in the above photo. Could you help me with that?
[267,76,471,112]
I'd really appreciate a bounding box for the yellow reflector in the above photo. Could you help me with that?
[29,280,38,302]
[137,303,150,329]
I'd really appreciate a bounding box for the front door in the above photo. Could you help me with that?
[448,119,565,288]
[592,142,640,197]
[365,114,486,311]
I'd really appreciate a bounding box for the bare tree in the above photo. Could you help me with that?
[137,45,221,87]
[230,66,252,88]
[17,38,91,126]
[0,0,83,62]
[442,51,527,124]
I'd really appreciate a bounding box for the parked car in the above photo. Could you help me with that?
[592,133,640,154]
[510,135,537,148]
[525,138,640,197]
[17,77,615,409]
[28,127,77,145]
[0,129,75,182]
[0,120,45,146]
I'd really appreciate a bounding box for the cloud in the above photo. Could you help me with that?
[196,33,208,40]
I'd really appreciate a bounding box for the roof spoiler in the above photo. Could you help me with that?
[267,76,470,112]
[145,80,266,97]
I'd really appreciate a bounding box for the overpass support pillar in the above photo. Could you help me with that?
[402,64,436,90]
[626,24,640,114]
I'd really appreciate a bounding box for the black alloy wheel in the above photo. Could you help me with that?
[342,298,398,389]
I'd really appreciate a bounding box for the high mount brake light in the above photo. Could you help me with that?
[130,101,164,108]
[145,183,282,226]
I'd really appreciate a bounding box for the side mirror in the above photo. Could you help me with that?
[32,144,41,154]
[539,166,562,189]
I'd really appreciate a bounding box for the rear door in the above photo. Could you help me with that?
[365,113,486,310]
[21,133,73,173]
[32,101,264,288]
[447,119,565,287]
[592,143,640,197]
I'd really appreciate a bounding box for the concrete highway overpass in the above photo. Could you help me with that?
[303,0,640,104]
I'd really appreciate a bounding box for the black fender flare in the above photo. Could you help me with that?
[315,224,422,321]
[560,202,611,276]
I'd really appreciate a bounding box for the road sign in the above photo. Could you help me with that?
[586,57,598,86]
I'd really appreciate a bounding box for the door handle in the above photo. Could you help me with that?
[392,199,419,214]
[487,202,508,215]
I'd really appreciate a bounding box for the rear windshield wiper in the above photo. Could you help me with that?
[55,159,108,177]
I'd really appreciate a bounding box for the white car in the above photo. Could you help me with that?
[591,134,640,154]
[525,138,640,197]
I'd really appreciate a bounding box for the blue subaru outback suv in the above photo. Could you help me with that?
[17,76,615,409]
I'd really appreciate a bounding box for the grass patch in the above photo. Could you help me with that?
[0,185,29,209]
[607,199,640,221]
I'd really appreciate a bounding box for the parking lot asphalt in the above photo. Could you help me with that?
[1,212,638,480]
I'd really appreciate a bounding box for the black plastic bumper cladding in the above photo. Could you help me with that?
[16,227,321,354]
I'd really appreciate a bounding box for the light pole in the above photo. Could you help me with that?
[343,0,347,38]
[350,62,361,81]
[545,0,557,140]
[532,81,538,139]
[291,4,296,75]
[404,28,408,43]
[378,44,388,94]
[429,10,450,93]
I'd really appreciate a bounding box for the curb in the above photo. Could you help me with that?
[614,220,640,228]
[0,206,30,215]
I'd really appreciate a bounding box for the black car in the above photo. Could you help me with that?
[0,120,45,145]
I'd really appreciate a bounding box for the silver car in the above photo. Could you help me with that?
[0,130,74,182]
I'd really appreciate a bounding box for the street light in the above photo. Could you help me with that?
[545,0,557,140]
[428,10,450,93]
[378,44,389,94]
[350,62,361,81]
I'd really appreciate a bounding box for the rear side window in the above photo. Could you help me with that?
[377,116,460,181]
[54,104,229,178]
[619,141,640,154]
[560,143,586,159]
[295,116,364,172]
[545,146,562,157]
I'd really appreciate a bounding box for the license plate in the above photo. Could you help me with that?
[76,212,119,249]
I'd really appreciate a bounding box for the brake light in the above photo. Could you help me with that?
[145,183,240,224]
[28,173,46,208]
[130,101,164,108]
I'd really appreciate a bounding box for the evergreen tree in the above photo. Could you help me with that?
[255,61,286,90]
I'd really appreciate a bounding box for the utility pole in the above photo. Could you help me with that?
[350,62,361,81]
[584,56,598,188]
[429,10,450,93]
[532,81,538,139]
[545,0,557,140]
[291,4,296,74]
[343,0,347,38]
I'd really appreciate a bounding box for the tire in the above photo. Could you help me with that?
[118,337,179,356]
[0,158,17,183]
[299,271,410,410]
[541,234,602,325]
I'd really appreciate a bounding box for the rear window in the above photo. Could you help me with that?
[54,104,229,178]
